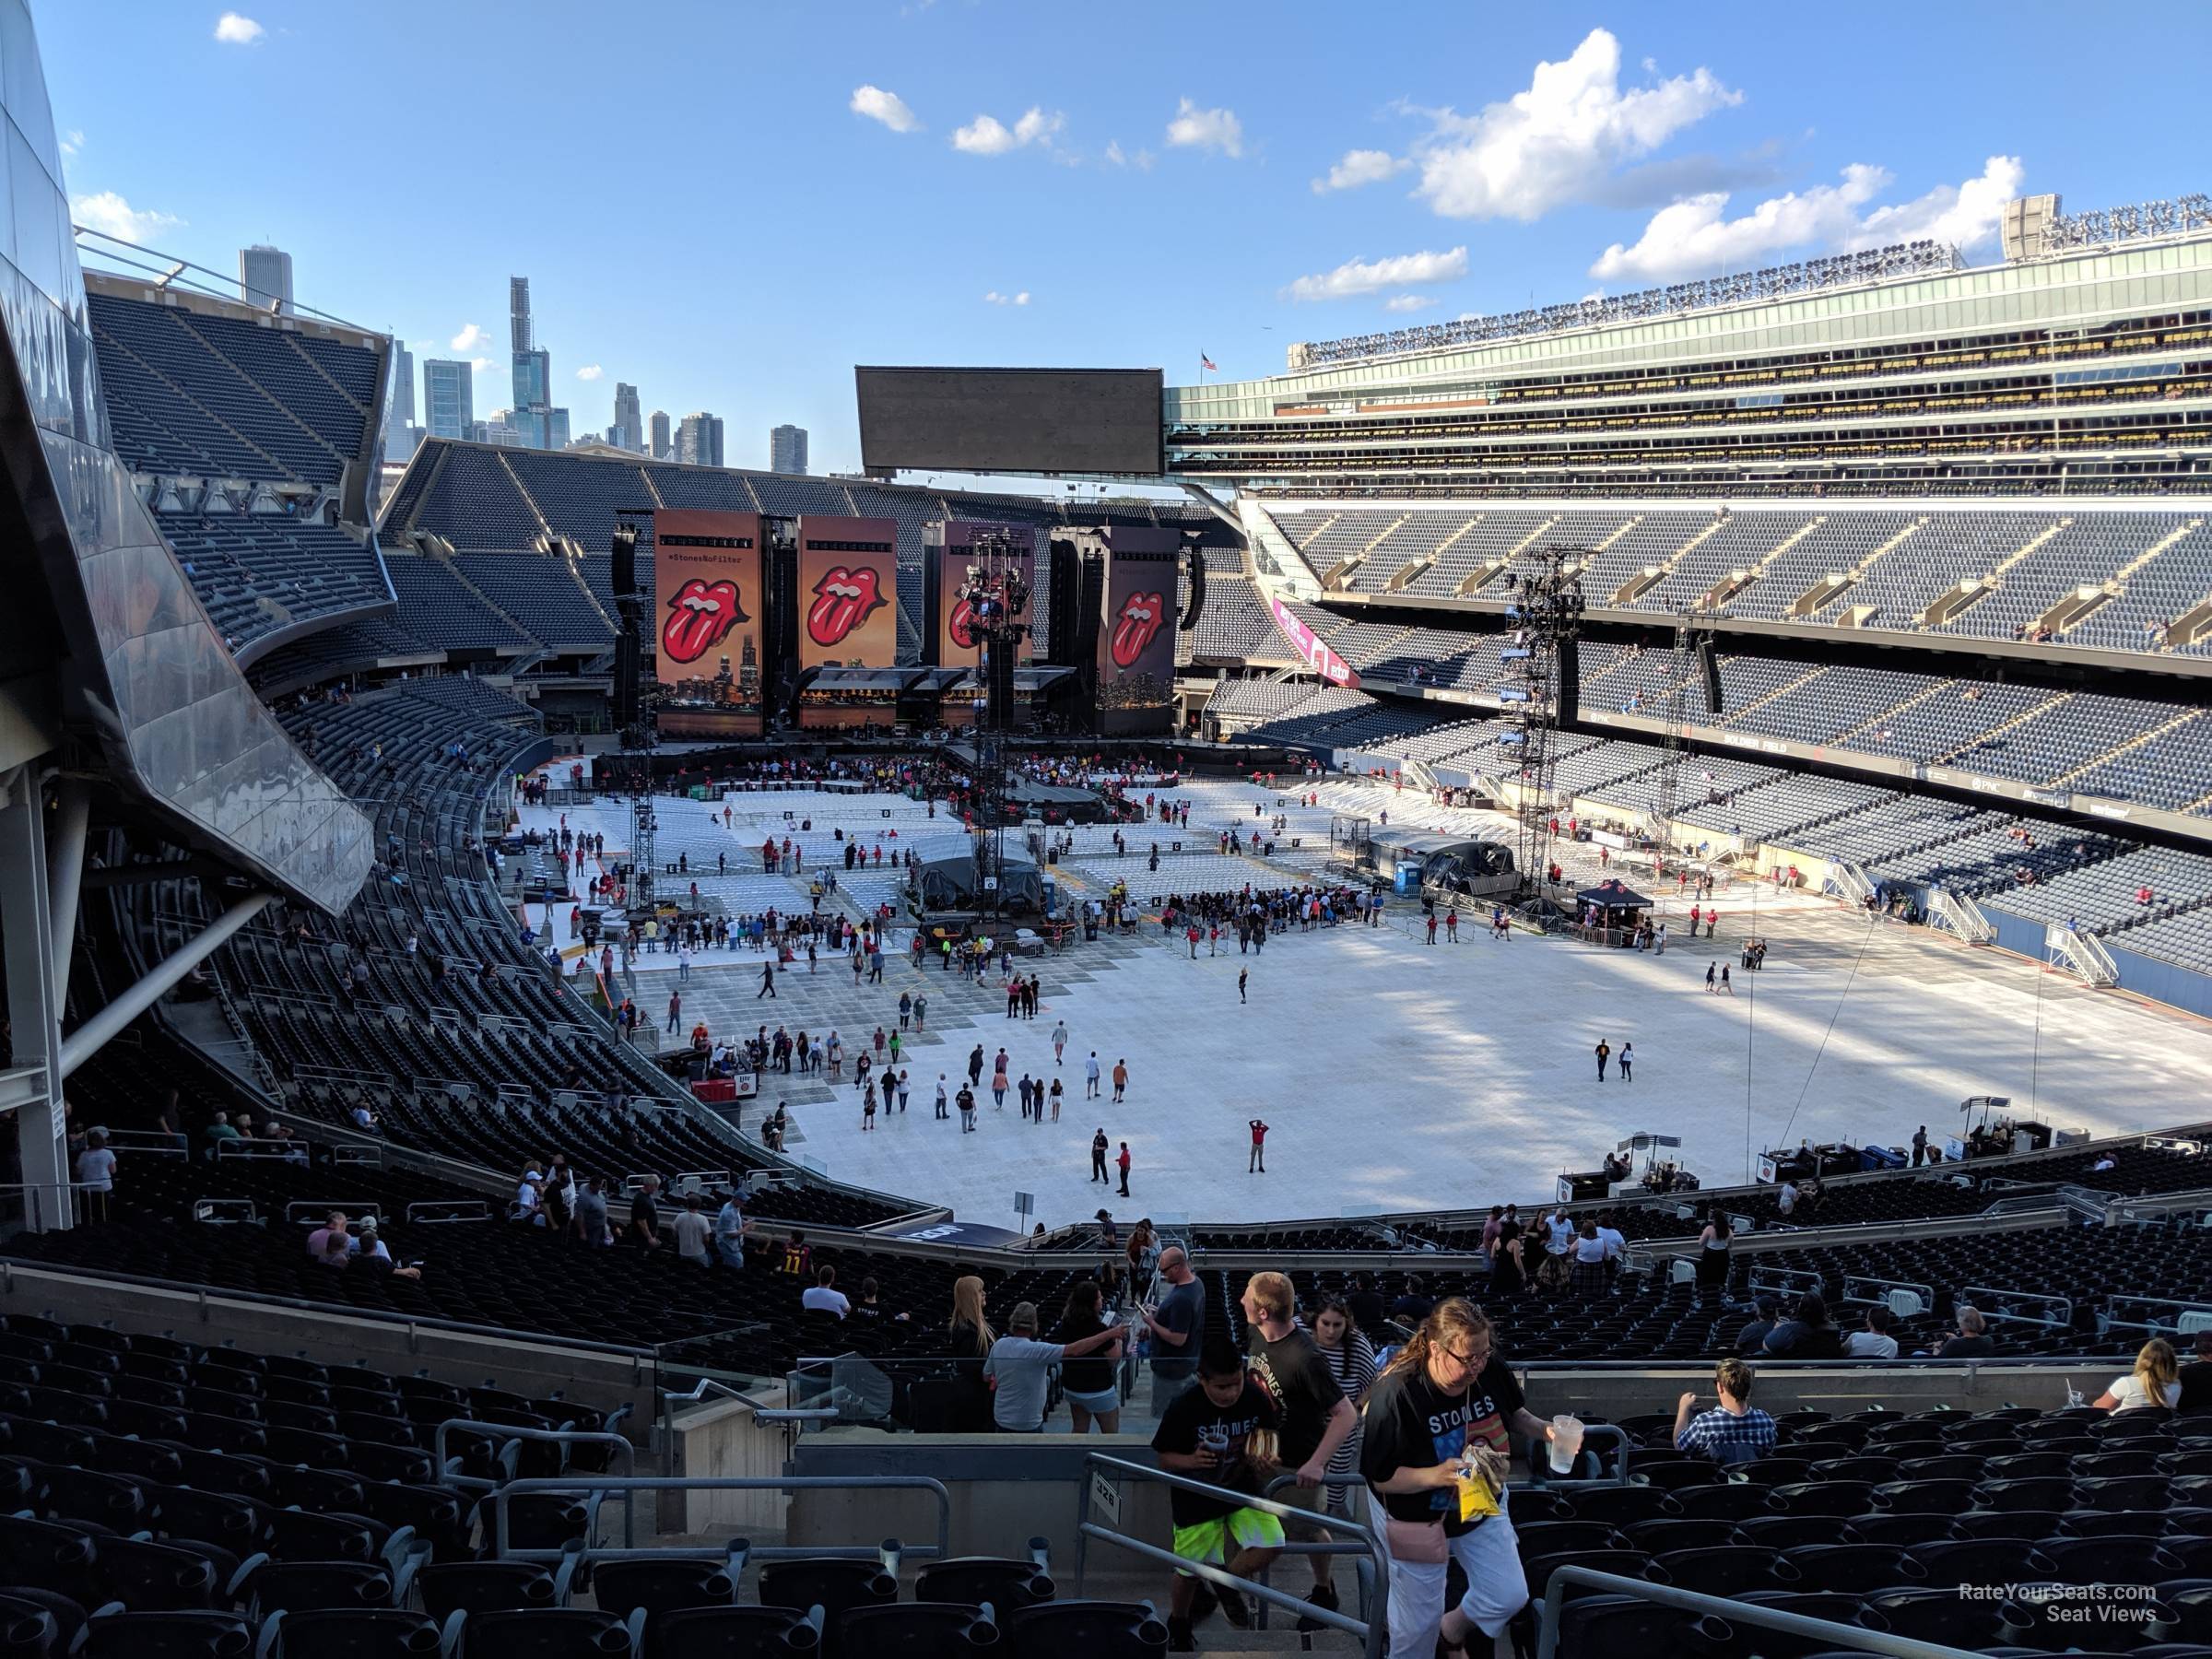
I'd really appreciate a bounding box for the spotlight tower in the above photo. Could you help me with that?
[953,528,1033,921]
[1505,545,1587,924]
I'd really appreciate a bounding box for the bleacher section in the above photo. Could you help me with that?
[87,282,393,663]
[161,514,390,655]
[1273,500,2212,662]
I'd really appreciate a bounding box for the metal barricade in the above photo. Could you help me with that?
[487,1475,950,1565]
[1075,1453,1384,1659]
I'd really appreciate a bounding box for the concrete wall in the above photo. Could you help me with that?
[667,1387,795,1534]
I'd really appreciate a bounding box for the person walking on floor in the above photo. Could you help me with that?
[1238,968,1248,1004]
[1704,961,1717,993]
[1112,1059,1128,1102]
[1052,1020,1068,1064]
[1720,964,1734,994]
[1594,1039,1610,1081]
[1087,1053,1102,1100]
[957,1083,977,1132]
[935,1076,949,1121]
[1619,1041,1633,1083]
[1425,913,1438,945]
[758,960,776,999]
[1090,1128,1110,1182]
[1249,1118,1268,1173]
[666,989,681,1034]
[899,992,912,1030]
[1117,1141,1133,1196]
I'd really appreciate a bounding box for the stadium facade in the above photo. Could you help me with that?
[1166,214,2212,499]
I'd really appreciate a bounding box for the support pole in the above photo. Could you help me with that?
[45,780,88,1007]
[0,765,70,1230]
[57,890,276,1079]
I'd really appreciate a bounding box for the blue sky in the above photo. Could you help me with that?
[41,1,2210,477]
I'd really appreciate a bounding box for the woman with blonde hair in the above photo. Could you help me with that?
[2096,1337,2182,1411]
[947,1275,997,1431]
[1359,1300,1552,1659]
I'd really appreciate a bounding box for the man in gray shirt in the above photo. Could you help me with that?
[573,1177,610,1247]
[1142,1246,1206,1411]
[982,1300,1124,1432]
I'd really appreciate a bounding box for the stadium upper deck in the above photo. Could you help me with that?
[1165,215,2212,499]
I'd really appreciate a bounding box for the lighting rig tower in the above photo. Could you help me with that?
[1647,606,1719,864]
[609,517,658,912]
[954,529,1032,921]
[1503,546,1587,922]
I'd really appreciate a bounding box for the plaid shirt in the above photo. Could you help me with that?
[1677,1406,1777,1465]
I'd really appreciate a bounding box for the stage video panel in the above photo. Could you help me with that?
[795,515,898,669]
[653,509,765,735]
[856,366,1164,477]
[1096,527,1180,736]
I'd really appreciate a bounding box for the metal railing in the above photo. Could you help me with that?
[1959,1284,2074,1331]
[432,1417,639,1524]
[487,1475,950,1566]
[1535,1565,1978,1659]
[1075,1453,1385,1658]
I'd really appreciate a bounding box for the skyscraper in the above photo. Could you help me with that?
[423,358,474,440]
[613,383,642,453]
[508,276,555,448]
[770,424,808,475]
[385,341,415,441]
[649,410,671,460]
[677,412,724,468]
[239,244,293,314]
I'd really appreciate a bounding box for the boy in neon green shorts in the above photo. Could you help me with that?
[1151,1340,1284,1651]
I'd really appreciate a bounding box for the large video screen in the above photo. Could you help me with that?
[653,509,765,734]
[856,367,1164,477]
[795,515,898,669]
[1095,527,1180,735]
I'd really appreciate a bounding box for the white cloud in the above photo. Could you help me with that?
[1104,140,1125,167]
[1382,294,1436,313]
[1284,246,1469,302]
[1590,155,2024,282]
[982,290,1033,306]
[1312,148,1405,194]
[213,11,265,44]
[576,364,603,382]
[68,191,184,245]
[450,323,488,352]
[60,129,83,159]
[1409,29,1740,221]
[1103,141,1156,172]
[953,106,1063,156]
[850,85,921,134]
[1165,98,1242,158]
[466,357,493,375]
[1854,154,2025,249]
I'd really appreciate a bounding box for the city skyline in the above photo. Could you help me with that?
[49,1,2210,475]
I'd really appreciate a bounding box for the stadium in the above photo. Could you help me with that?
[5,6,2212,1655]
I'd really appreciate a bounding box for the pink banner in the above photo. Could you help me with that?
[1265,594,1361,688]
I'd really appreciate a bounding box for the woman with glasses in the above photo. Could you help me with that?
[1359,1299,1554,1659]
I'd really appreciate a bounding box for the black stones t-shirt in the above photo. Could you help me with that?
[1151,1379,1279,1527]
[1359,1357,1524,1534]
[1249,1328,1346,1468]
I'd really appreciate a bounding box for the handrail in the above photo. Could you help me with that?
[1959,1283,2074,1330]
[1534,1565,1975,1659]
[487,1475,951,1564]
[432,1418,639,1542]
[656,1376,836,1459]
[1076,1453,1383,1658]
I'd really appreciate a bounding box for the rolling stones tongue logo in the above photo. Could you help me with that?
[947,595,979,651]
[1109,590,1167,668]
[661,578,748,665]
[806,565,888,648]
